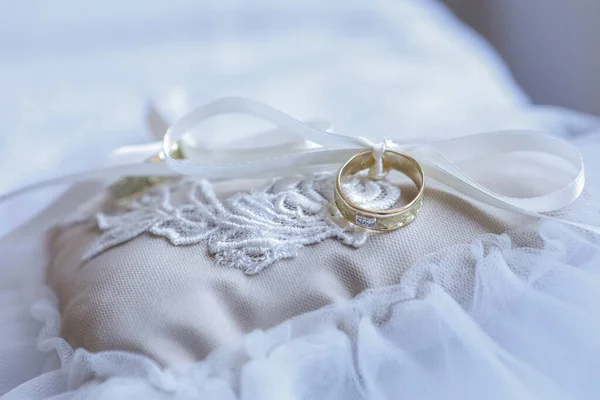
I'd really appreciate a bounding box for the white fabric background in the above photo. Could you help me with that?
[0,0,532,236]
[2,0,600,399]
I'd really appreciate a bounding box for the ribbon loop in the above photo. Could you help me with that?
[0,96,595,235]
[162,97,368,179]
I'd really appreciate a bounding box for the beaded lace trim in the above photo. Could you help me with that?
[80,173,401,274]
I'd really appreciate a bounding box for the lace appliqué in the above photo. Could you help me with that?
[83,173,401,274]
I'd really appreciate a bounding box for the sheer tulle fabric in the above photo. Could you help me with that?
[2,221,600,399]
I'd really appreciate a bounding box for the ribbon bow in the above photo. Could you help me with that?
[0,97,596,234]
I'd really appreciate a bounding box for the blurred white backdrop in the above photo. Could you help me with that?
[0,0,554,233]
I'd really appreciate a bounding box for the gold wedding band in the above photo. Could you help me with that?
[335,150,424,231]
[109,142,185,200]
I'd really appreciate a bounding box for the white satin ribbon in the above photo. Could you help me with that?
[0,96,596,234]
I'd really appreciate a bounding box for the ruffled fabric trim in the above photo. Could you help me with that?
[3,222,600,399]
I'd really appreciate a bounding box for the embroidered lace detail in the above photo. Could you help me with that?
[83,173,402,274]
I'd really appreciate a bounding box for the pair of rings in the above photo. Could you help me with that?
[114,143,425,231]
[334,150,425,231]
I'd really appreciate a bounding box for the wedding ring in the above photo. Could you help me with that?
[109,142,185,200]
[335,149,424,231]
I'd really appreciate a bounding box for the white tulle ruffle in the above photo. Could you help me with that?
[2,221,600,399]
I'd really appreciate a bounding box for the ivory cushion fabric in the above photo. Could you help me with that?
[47,178,532,367]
